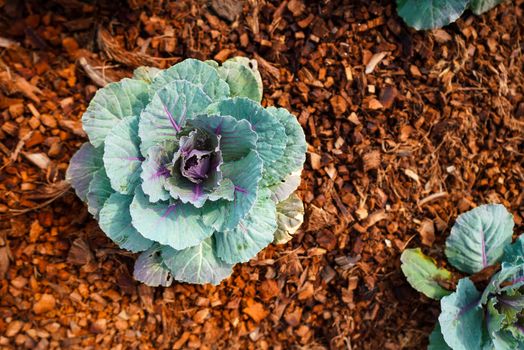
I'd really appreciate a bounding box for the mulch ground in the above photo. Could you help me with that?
[0,0,523,349]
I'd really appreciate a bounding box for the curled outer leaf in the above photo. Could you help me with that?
[161,237,234,285]
[218,57,263,102]
[82,78,149,148]
[66,143,103,202]
[134,244,173,287]
[400,248,453,300]
[86,168,113,219]
[99,192,154,253]
[150,58,230,101]
[445,204,514,274]
[262,107,306,187]
[214,189,277,264]
[270,171,302,203]
[273,192,304,245]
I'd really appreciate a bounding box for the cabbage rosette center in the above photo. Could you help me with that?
[66,58,307,286]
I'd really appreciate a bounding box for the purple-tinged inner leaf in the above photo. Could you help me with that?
[181,149,213,183]
[497,294,524,311]
[172,129,222,185]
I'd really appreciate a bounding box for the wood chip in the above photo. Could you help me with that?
[362,150,381,171]
[243,302,268,323]
[33,294,56,314]
[418,219,435,247]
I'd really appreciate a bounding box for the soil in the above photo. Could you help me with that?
[0,0,523,349]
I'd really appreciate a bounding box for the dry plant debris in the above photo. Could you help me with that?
[0,0,523,349]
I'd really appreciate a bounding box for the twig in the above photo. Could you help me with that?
[417,191,449,207]
[10,131,34,162]
[78,57,113,87]
[1,184,71,218]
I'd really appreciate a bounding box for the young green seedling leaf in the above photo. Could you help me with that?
[401,248,453,300]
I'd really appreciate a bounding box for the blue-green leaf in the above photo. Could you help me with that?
[201,150,263,231]
[396,0,469,30]
[134,244,173,287]
[66,142,103,202]
[82,78,149,147]
[273,192,304,244]
[99,192,154,253]
[129,187,213,250]
[138,80,212,155]
[86,168,113,219]
[103,115,143,194]
[218,57,263,102]
[428,323,452,350]
[161,237,233,285]
[262,107,306,186]
[210,97,287,174]
[150,58,230,101]
[215,189,277,264]
[439,278,483,350]
[401,248,453,300]
[187,114,258,162]
[469,0,504,15]
[207,178,235,201]
[445,204,514,274]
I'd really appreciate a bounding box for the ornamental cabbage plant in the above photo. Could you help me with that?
[397,0,506,30]
[401,204,524,349]
[66,57,306,286]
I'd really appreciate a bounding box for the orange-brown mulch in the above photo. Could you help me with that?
[0,0,523,349]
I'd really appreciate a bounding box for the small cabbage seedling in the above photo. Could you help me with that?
[397,0,506,30]
[66,57,307,286]
[401,204,524,349]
